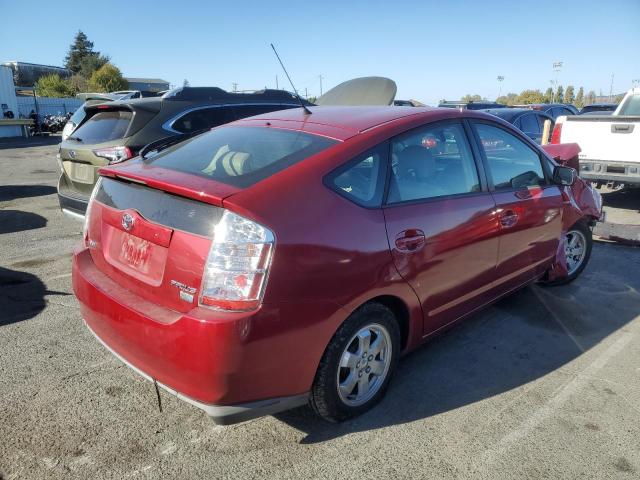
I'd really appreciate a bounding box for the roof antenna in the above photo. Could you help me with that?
[270,43,312,115]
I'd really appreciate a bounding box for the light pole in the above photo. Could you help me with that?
[552,61,563,102]
[318,75,324,96]
[633,78,640,88]
[497,76,504,99]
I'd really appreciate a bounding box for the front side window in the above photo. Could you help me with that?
[329,146,385,207]
[475,123,546,190]
[387,123,480,203]
[146,126,337,188]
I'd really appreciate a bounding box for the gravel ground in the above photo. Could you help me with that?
[1,137,639,479]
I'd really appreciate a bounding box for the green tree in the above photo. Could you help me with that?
[69,74,88,93]
[35,74,77,97]
[461,94,483,103]
[543,87,554,103]
[517,89,545,105]
[586,90,596,105]
[79,53,110,79]
[555,85,564,103]
[64,31,103,75]
[88,63,128,93]
[575,87,585,109]
[564,85,575,104]
[183,79,190,87]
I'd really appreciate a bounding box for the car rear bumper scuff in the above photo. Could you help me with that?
[84,319,308,425]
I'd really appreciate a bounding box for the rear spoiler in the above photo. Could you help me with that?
[542,143,580,170]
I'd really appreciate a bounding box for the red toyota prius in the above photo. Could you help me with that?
[72,106,602,424]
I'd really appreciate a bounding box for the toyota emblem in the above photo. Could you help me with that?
[121,213,135,231]
[68,150,76,159]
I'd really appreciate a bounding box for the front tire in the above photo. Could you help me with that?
[544,221,593,286]
[310,303,400,423]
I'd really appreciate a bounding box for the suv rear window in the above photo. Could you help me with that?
[146,126,338,188]
[72,110,132,143]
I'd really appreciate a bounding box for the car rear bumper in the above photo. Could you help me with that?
[72,247,340,423]
[84,320,308,424]
[58,174,89,218]
[580,160,640,185]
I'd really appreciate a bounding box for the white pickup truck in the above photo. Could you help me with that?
[551,87,640,187]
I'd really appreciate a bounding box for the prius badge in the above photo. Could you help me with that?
[121,213,135,231]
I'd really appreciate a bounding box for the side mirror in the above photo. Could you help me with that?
[553,165,577,186]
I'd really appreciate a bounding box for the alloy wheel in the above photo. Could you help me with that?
[565,229,587,276]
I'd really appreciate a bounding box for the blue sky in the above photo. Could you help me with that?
[2,0,638,104]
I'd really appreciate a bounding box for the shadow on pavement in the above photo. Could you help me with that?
[0,185,57,202]
[0,210,47,234]
[0,266,70,327]
[0,136,60,150]
[276,243,640,443]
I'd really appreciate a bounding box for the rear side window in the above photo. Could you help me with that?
[72,110,132,143]
[327,145,386,207]
[475,123,546,190]
[618,95,640,115]
[146,126,337,188]
[171,107,232,133]
[388,123,480,203]
[232,104,295,120]
[519,114,539,133]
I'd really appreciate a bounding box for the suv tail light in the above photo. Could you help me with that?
[200,211,275,311]
[550,123,562,144]
[93,146,133,164]
[83,177,102,244]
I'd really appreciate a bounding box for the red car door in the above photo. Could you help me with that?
[471,121,564,290]
[383,121,501,336]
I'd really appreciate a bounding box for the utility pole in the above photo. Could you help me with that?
[232,82,238,92]
[609,74,614,102]
[319,75,324,96]
[275,75,279,89]
[552,61,563,102]
[305,87,308,99]
[497,75,504,99]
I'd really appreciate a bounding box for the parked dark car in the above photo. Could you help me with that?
[480,108,555,144]
[438,100,506,110]
[73,106,602,425]
[579,103,617,115]
[57,87,307,218]
[514,103,578,120]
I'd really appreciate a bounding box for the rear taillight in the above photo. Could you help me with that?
[92,146,133,164]
[83,177,102,245]
[550,123,562,144]
[200,211,275,312]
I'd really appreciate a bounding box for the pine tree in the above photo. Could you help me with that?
[64,31,101,75]
[544,87,553,103]
[555,85,564,103]
[587,90,596,105]
[183,79,190,87]
[575,87,585,109]
[564,85,575,104]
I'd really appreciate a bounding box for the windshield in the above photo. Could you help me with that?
[146,126,338,188]
[71,110,133,143]
[618,94,640,116]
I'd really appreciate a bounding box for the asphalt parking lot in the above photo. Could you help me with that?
[1,137,639,480]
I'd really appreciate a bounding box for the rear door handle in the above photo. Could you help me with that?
[395,229,426,252]
[499,210,519,228]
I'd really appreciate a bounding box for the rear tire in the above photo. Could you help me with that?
[543,221,592,286]
[310,303,400,423]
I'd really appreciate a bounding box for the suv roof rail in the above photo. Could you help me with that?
[162,86,305,104]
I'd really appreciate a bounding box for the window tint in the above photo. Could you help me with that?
[330,147,385,207]
[387,123,480,203]
[172,107,231,133]
[147,126,337,188]
[519,114,540,133]
[72,110,132,143]
[475,123,546,190]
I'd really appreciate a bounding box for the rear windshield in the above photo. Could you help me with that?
[145,126,338,188]
[72,110,132,143]
[618,94,640,116]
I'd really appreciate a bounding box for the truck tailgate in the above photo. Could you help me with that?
[561,116,640,163]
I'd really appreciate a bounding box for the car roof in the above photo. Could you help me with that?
[481,108,549,120]
[235,106,443,139]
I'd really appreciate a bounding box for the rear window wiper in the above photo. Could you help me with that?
[140,128,208,160]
